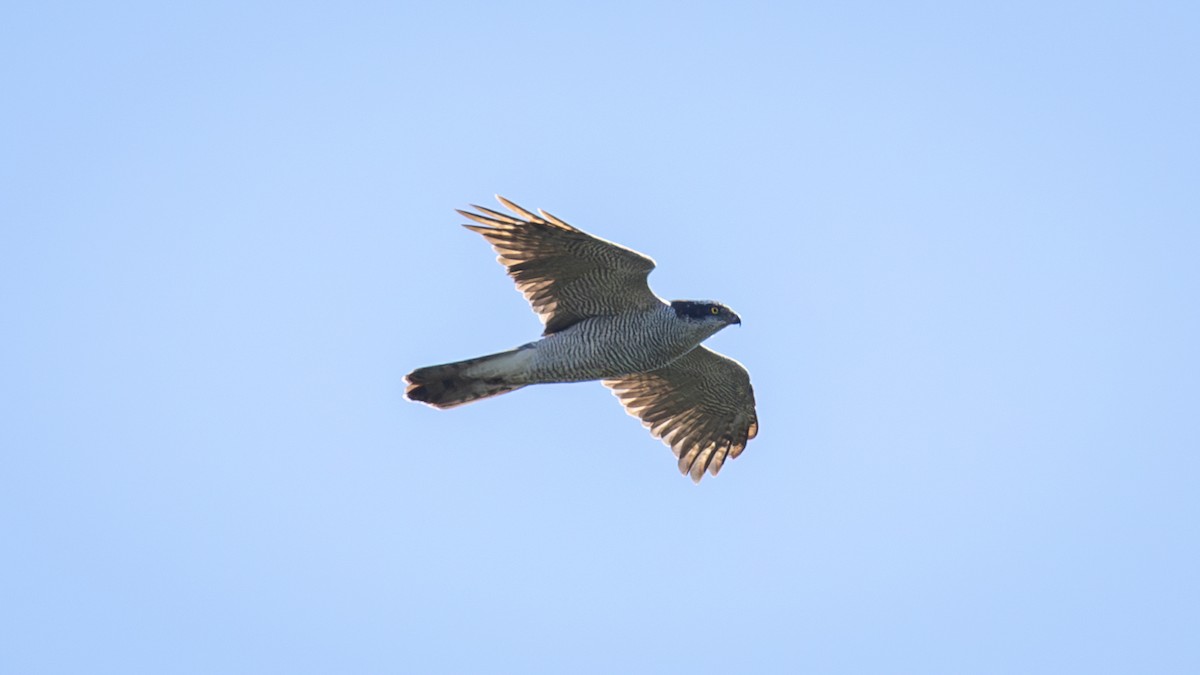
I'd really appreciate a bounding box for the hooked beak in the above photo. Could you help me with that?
[729,312,742,326]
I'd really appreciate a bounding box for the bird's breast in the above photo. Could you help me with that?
[524,311,701,382]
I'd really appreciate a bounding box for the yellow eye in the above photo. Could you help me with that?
[710,306,720,315]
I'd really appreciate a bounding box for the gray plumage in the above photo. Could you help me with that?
[406,196,758,482]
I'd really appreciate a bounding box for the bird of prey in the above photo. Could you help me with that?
[405,196,758,482]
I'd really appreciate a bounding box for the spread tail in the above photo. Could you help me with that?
[405,348,531,408]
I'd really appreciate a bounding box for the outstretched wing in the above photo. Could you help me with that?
[460,196,662,335]
[604,346,758,482]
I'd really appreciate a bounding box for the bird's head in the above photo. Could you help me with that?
[671,300,742,328]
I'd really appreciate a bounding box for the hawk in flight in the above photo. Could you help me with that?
[405,197,758,482]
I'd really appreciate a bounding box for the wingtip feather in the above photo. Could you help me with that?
[472,204,524,225]
[459,209,507,228]
[495,195,538,221]
[689,446,714,482]
[538,208,572,229]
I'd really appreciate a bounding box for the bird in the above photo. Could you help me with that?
[405,196,758,482]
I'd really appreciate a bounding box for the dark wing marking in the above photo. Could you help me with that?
[604,346,758,482]
[460,196,661,335]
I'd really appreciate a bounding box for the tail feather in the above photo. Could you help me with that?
[405,349,529,408]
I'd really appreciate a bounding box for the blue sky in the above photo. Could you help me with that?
[3,1,1198,673]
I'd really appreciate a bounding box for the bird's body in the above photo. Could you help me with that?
[406,197,758,482]
[524,305,729,382]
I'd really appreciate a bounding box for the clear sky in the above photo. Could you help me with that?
[3,2,1198,673]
